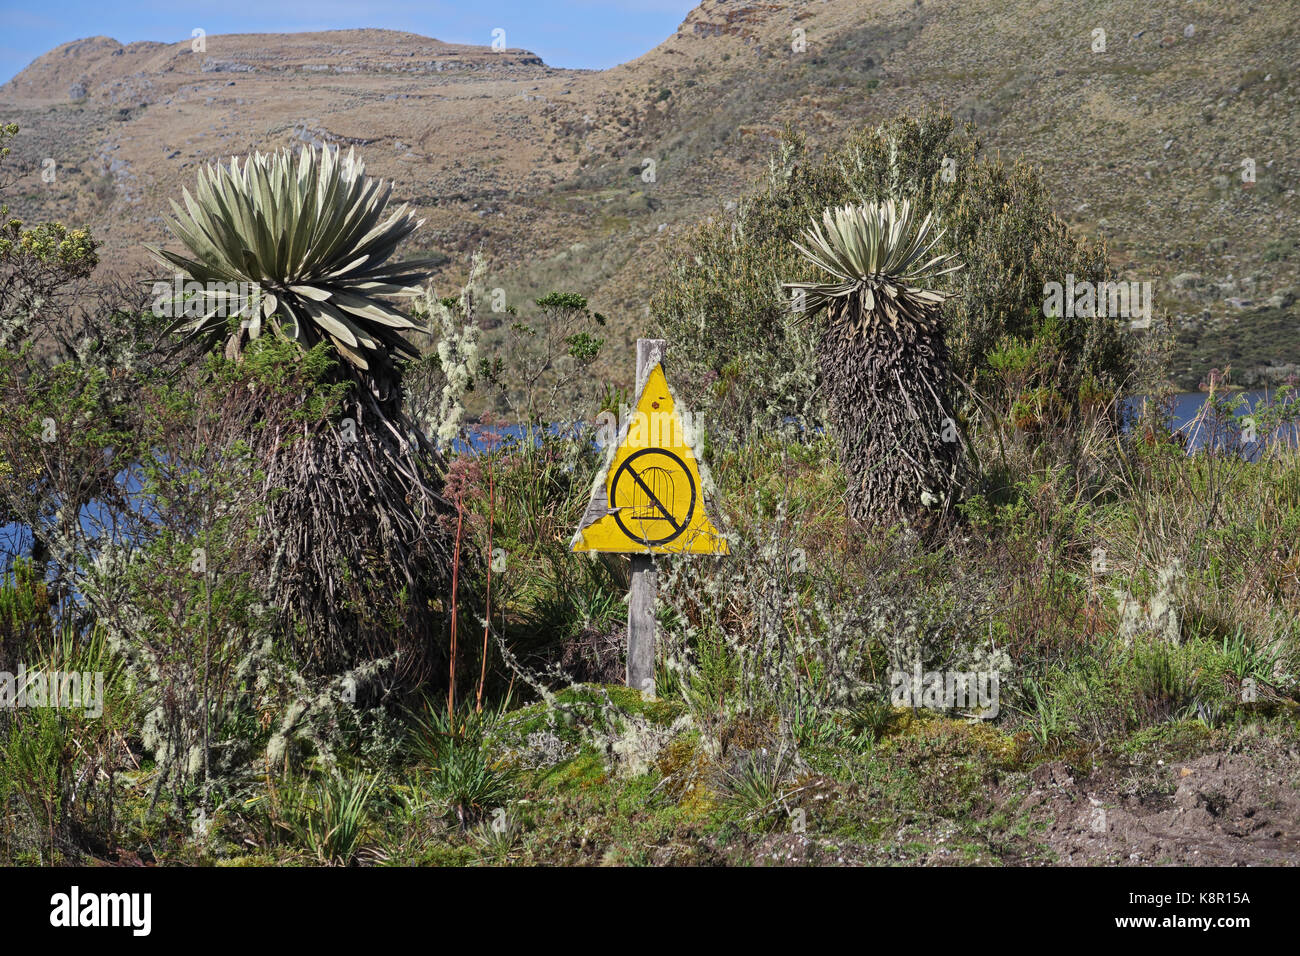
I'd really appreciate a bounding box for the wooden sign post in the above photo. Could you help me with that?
[627,339,663,695]
[570,338,728,696]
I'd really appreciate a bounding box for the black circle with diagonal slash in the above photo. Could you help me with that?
[611,448,696,546]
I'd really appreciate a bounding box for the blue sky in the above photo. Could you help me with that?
[0,0,699,84]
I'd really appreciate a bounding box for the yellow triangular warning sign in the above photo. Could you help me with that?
[570,360,728,555]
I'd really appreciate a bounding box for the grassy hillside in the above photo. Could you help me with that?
[1,0,1296,394]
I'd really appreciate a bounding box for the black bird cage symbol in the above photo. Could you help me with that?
[631,465,676,532]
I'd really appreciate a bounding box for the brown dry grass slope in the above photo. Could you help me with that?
[2,0,1296,392]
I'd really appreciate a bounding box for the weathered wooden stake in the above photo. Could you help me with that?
[627,338,665,696]
[627,555,656,695]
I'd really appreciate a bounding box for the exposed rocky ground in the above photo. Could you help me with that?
[1024,737,1300,865]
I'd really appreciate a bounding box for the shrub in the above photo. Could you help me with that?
[652,109,1134,447]
[0,559,53,671]
[0,625,131,863]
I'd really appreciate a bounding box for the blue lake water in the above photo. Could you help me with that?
[1124,390,1298,453]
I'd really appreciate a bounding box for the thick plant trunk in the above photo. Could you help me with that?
[819,299,964,529]
[253,367,459,689]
